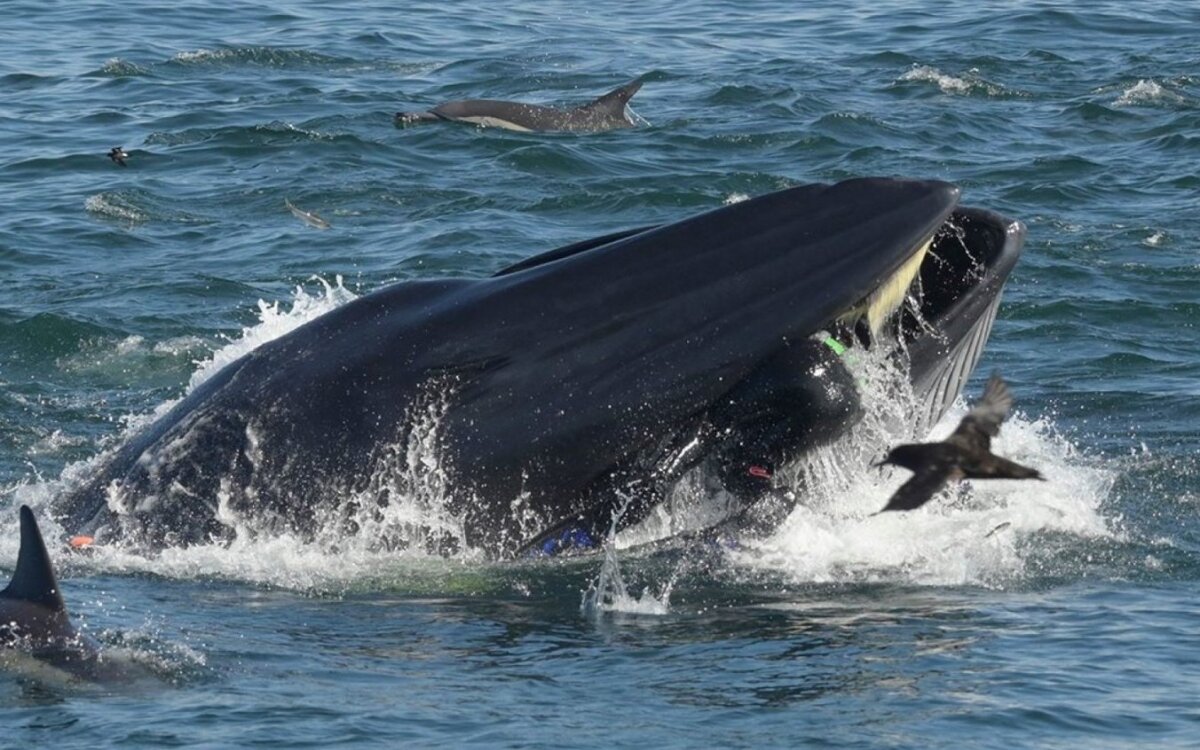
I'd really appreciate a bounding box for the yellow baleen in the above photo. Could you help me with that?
[838,236,932,337]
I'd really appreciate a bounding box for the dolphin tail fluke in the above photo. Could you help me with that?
[586,77,644,114]
[1,506,65,612]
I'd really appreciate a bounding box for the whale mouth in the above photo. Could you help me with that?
[886,207,1025,430]
[829,206,1022,351]
[803,204,1023,438]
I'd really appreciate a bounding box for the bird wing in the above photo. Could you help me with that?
[965,454,1043,481]
[879,465,955,512]
[947,373,1012,453]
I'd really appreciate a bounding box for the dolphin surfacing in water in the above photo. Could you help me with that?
[395,78,643,132]
[0,506,111,681]
[53,178,1025,558]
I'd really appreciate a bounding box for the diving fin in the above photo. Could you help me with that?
[1,506,65,612]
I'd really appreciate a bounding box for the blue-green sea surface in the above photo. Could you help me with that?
[2,1,1199,747]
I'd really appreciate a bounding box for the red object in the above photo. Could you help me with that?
[748,465,772,479]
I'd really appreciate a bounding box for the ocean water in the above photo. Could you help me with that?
[2,0,1199,746]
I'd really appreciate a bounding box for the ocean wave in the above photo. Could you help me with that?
[97,57,151,77]
[145,120,352,148]
[170,46,353,69]
[1142,230,1168,247]
[1114,79,1185,107]
[84,193,148,224]
[29,429,87,455]
[165,45,431,75]
[0,72,63,89]
[897,64,1021,98]
[84,190,212,225]
[55,332,209,380]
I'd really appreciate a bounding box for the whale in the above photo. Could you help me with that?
[395,78,643,132]
[0,506,112,681]
[52,178,1025,558]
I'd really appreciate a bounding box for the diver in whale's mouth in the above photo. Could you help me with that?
[52,178,1025,558]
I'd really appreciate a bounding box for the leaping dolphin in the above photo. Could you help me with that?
[395,78,643,132]
[53,178,1026,558]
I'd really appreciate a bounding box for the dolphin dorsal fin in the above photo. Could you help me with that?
[585,77,643,114]
[1,506,65,612]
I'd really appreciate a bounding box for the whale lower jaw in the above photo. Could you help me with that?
[902,207,1025,433]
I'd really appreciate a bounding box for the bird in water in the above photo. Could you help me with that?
[108,146,129,167]
[875,373,1043,512]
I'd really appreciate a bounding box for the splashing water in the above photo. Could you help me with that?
[186,275,356,393]
[733,398,1113,588]
[615,342,1113,589]
[5,276,1110,597]
[306,382,469,558]
[582,492,674,616]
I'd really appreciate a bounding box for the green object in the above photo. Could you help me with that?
[822,336,847,356]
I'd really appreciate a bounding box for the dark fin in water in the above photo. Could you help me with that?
[585,77,643,114]
[1,506,65,612]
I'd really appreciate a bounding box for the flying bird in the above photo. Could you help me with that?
[108,146,129,167]
[875,373,1043,512]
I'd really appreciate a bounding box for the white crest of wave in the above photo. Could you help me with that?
[100,57,149,76]
[171,48,223,64]
[85,193,148,223]
[1114,79,1183,107]
[1143,230,1168,247]
[898,64,1014,98]
[899,65,973,94]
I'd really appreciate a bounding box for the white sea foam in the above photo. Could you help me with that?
[99,57,149,76]
[1114,79,1183,107]
[898,65,1012,98]
[1143,230,1168,247]
[901,65,973,94]
[153,336,208,356]
[85,193,148,224]
[732,408,1113,588]
[29,430,87,455]
[723,193,750,205]
[171,48,224,64]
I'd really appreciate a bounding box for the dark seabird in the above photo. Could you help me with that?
[108,146,129,167]
[876,374,1043,512]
